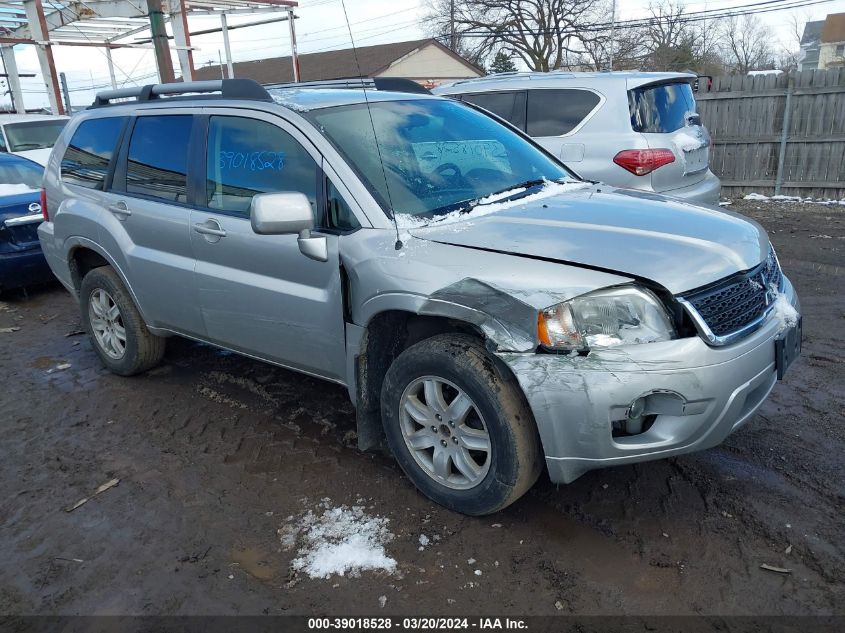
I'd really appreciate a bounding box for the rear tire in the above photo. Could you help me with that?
[80,266,165,376]
[381,334,542,515]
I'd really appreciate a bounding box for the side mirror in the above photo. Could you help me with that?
[250,192,328,262]
[250,192,314,235]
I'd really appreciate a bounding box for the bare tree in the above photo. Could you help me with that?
[424,0,603,72]
[719,14,775,74]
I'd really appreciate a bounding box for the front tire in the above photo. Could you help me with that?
[381,334,542,515]
[80,266,165,376]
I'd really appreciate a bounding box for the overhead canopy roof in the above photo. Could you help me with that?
[0,0,296,46]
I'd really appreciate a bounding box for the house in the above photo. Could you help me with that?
[799,13,845,70]
[193,38,484,88]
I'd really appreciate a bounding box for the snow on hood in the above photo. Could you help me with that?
[409,185,770,295]
[14,148,52,166]
[397,180,592,229]
[0,183,38,196]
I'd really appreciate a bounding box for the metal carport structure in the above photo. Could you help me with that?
[0,0,298,114]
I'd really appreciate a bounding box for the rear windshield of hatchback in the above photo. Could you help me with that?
[628,81,697,134]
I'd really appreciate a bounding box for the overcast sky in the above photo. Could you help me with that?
[4,0,845,110]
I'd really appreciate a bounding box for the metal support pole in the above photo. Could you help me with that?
[59,71,72,113]
[774,77,794,196]
[105,47,118,89]
[221,12,234,78]
[23,0,64,114]
[147,0,175,83]
[170,0,195,81]
[0,45,25,113]
[287,8,300,82]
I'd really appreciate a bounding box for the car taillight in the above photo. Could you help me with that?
[613,149,676,176]
[40,188,48,221]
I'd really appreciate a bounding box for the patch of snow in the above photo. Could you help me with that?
[397,180,592,229]
[0,183,37,196]
[378,595,387,609]
[280,499,397,579]
[742,193,845,206]
[674,128,705,153]
[418,534,430,550]
[474,569,482,576]
[269,89,311,113]
[771,292,799,332]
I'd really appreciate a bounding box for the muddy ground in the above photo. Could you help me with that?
[0,199,843,617]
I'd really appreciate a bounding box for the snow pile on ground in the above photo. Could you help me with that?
[743,193,845,206]
[0,183,37,196]
[279,499,397,579]
[398,180,591,229]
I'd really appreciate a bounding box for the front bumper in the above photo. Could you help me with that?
[0,245,54,291]
[497,278,799,484]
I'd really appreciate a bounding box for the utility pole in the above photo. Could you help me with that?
[449,0,456,51]
[59,71,71,114]
[288,8,300,82]
[609,0,616,71]
[147,0,175,84]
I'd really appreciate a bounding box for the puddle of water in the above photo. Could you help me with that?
[230,547,277,581]
[31,356,62,370]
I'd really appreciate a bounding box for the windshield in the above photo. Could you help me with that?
[304,98,575,219]
[628,81,697,134]
[4,120,67,152]
[0,159,43,190]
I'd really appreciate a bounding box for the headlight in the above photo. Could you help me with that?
[537,286,676,351]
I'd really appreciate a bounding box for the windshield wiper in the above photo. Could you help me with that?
[11,143,46,150]
[475,179,547,205]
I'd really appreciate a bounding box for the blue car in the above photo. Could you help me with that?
[0,153,54,293]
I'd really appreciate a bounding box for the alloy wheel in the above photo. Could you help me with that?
[88,288,126,360]
[398,376,491,490]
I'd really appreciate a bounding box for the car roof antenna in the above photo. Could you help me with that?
[339,0,403,250]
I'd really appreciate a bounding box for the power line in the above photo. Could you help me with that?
[448,0,837,38]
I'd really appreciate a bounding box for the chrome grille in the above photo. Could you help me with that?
[683,249,782,341]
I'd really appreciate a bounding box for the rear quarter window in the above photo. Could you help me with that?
[629,81,697,133]
[61,117,126,190]
[526,89,601,137]
[460,91,527,130]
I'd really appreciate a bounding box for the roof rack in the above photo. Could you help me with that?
[92,78,272,108]
[265,76,431,95]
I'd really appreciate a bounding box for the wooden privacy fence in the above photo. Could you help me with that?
[696,68,845,200]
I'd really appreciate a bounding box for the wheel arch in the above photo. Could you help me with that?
[66,238,151,325]
[353,307,525,453]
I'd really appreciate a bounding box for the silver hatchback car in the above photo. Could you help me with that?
[434,71,721,205]
[38,79,799,515]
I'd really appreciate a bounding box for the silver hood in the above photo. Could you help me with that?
[408,187,768,295]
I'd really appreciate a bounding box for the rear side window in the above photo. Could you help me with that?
[629,81,697,133]
[526,89,601,137]
[126,115,193,203]
[61,117,125,190]
[461,91,526,130]
[205,116,319,217]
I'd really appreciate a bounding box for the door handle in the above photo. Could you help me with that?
[193,220,227,238]
[108,201,131,218]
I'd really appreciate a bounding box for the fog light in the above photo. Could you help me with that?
[628,397,646,420]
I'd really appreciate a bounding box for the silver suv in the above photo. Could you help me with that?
[38,79,799,515]
[434,71,721,205]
